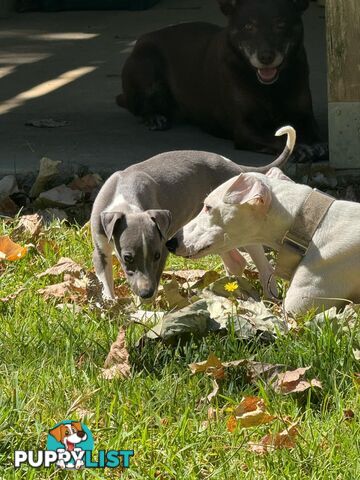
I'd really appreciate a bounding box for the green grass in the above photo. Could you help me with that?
[0,220,359,479]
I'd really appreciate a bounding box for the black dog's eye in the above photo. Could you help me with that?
[124,253,134,263]
[204,204,212,213]
[244,23,256,33]
[154,252,161,261]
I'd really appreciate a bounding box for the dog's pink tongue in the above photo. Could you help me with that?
[67,441,75,451]
[258,67,277,82]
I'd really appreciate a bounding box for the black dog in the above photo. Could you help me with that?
[117,0,325,160]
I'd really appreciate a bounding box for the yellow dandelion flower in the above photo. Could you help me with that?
[224,281,238,293]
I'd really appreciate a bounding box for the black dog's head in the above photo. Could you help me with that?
[218,0,309,85]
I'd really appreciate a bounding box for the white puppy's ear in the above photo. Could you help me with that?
[266,167,294,182]
[100,211,125,242]
[223,174,271,213]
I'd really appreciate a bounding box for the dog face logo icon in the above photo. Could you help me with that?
[47,420,94,469]
[49,422,87,451]
[15,419,134,470]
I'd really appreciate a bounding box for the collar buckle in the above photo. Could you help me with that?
[282,231,308,256]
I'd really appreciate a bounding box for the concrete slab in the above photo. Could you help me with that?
[0,0,327,175]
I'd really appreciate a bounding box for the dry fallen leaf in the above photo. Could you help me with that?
[248,424,299,454]
[0,236,27,261]
[162,269,209,283]
[343,409,355,421]
[189,354,285,387]
[274,367,322,394]
[231,396,276,428]
[189,352,226,380]
[30,157,62,198]
[36,237,60,256]
[162,277,189,309]
[38,276,87,302]
[14,214,43,238]
[246,361,287,385]
[101,326,131,380]
[0,196,19,216]
[37,257,84,278]
[26,118,70,128]
[205,379,220,403]
[36,184,83,208]
[68,173,102,193]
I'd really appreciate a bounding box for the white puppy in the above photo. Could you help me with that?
[174,169,360,314]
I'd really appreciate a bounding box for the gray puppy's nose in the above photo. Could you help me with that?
[139,288,155,299]
[166,237,178,253]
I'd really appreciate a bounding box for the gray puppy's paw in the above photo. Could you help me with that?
[291,142,329,163]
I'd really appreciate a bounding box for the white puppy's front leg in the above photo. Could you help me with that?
[221,249,247,276]
[245,245,278,300]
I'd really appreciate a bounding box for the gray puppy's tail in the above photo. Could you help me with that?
[241,126,296,173]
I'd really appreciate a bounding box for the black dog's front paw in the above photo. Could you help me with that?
[291,142,329,163]
[143,114,171,131]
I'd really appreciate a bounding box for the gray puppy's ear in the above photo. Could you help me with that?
[100,211,125,242]
[147,209,172,239]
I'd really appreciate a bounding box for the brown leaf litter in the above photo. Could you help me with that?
[101,326,131,380]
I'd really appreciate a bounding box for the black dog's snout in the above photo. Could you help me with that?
[166,237,178,253]
[77,431,86,438]
[258,50,276,65]
[139,288,155,299]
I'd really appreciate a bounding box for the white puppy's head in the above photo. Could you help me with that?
[173,172,275,258]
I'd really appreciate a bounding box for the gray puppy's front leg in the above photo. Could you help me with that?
[93,234,115,299]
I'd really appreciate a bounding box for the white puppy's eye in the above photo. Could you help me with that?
[204,204,212,213]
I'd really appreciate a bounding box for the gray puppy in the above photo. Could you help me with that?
[91,126,295,301]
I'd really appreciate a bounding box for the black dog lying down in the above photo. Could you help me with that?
[117,0,326,161]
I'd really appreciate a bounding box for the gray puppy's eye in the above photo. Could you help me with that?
[154,252,161,261]
[204,204,212,213]
[124,253,133,263]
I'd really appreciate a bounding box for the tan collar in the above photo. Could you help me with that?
[275,189,335,281]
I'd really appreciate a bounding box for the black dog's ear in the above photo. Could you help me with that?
[147,209,172,240]
[100,211,125,242]
[217,0,237,16]
[292,0,309,12]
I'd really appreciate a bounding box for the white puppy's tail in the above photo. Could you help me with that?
[241,125,296,174]
[275,125,296,155]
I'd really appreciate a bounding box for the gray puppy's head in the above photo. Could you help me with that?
[101,209,172,301]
